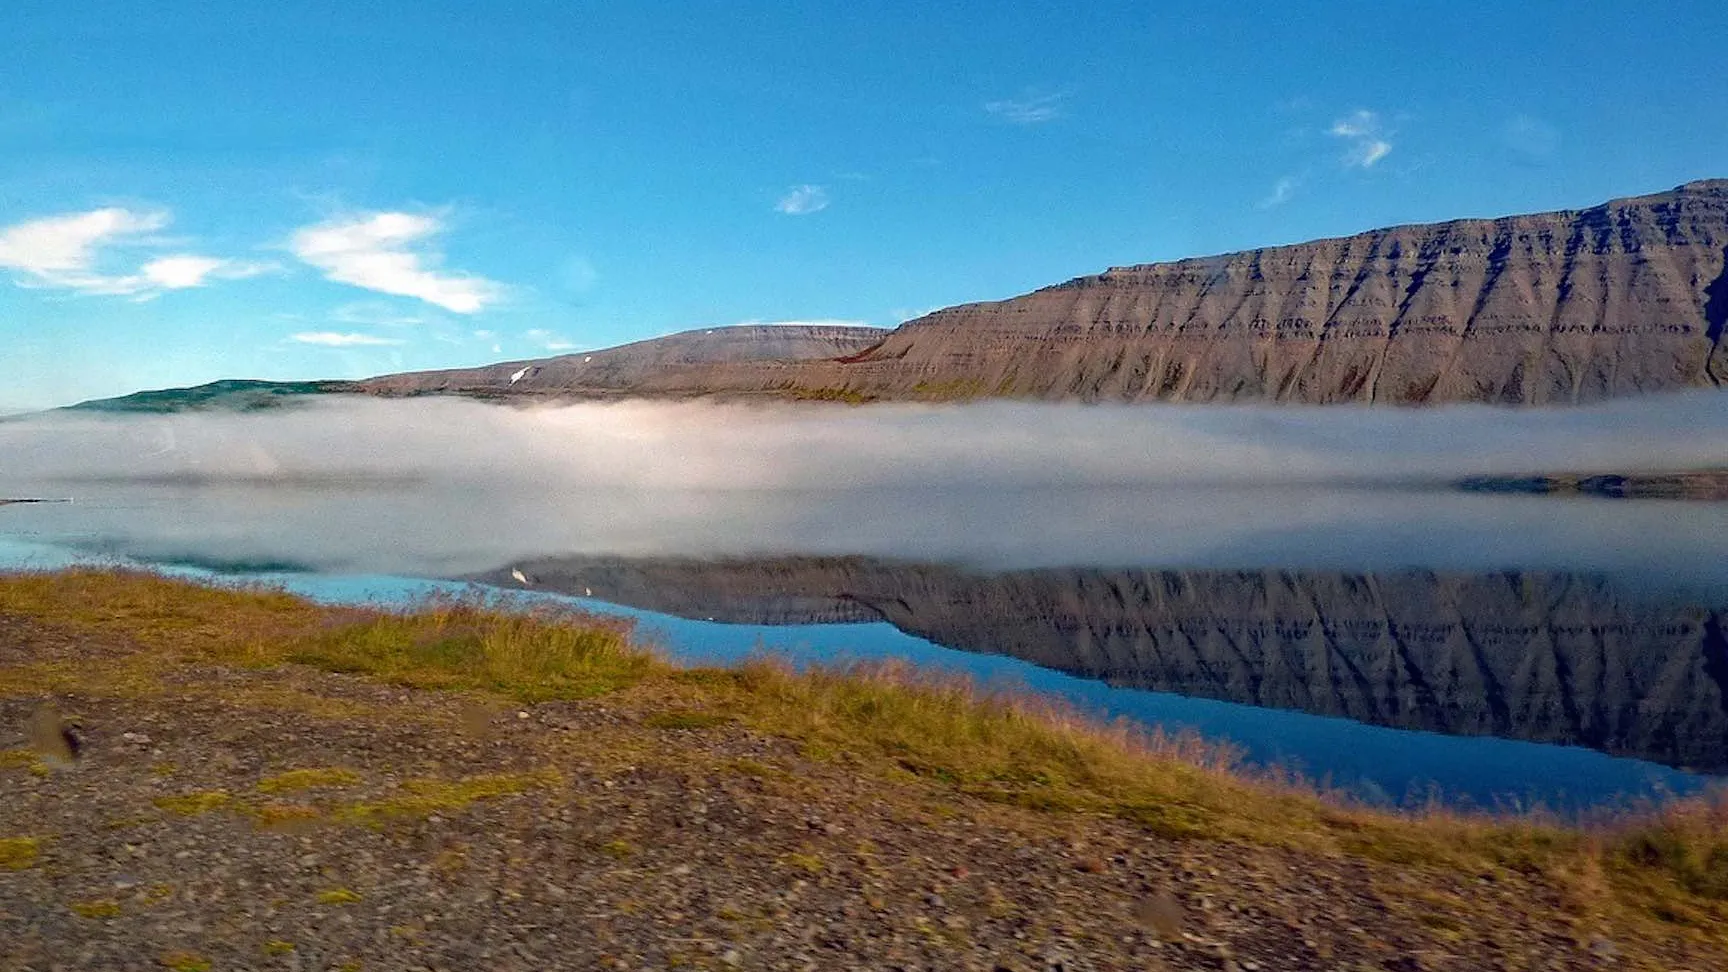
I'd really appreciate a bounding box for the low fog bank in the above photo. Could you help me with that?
[2,395,1726,592]
[4,393,1727,491]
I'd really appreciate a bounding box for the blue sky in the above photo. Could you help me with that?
[2,1,1725,409]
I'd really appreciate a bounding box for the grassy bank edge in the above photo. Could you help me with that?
[2,567,1725,944]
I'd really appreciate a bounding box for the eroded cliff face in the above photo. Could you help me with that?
[649,180,1728,404]
[474,557,1728,771]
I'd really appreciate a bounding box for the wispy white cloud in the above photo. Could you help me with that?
[984,90,1069,125]
[1258,175,1301,209]
[0,207,268,297]
[291,211,502,313]
[1328,110,1393,168]
[143,255,272,290]
[774,185,830,216]
[0,208,165,274]
[289,331,405,347]
[525,328,579,351]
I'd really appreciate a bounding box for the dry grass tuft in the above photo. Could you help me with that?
[0,748,47,776]
[0,836,42,870]
[248,802,324,831]
[333,771,560,827]
[158,950,211,972]
[152,791,233,816]
[70,899,123,919]
[257,767,363,794]
[284,597,650,701]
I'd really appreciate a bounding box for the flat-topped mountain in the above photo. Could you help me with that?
[650,180,1728,404]
[68,180,1728,410]
[472,555,1728,772]
[61,325,888,412]
[356,323,888,399]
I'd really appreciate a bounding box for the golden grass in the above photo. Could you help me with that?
[146,771,552,831]
[0,748,47,776]
[333,771,560,827]
[0,836,41,870]
[778,384,873,404]
[285,604,649,700]
[70,899,123,919]
[158,951,212,972]
[3,567,1727,943]
[256,767,363,794]
[0,567,646,699]
[152,791,233,816]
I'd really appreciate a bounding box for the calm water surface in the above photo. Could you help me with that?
[3,479,1725,811]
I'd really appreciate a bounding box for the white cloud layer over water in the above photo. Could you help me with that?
[8,395,1726,488]
[2,395,1726,586]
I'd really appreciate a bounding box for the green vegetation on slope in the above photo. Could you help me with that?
[63,379,362,414]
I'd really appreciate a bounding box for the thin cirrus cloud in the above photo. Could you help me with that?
[774,185,830,215]
[524,328,579,351]
[290,211,503,314]
[1328,110,1393,168]
[288,331,406,348]
[983,90,1068,125]
[1258,176,1301,209]
[0,207,270,298]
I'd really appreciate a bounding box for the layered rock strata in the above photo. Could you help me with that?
[475,556,1728,770]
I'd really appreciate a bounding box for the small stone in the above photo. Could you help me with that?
[517,711,530,720]
[1133,891,1185,940]
[720,949,742,967]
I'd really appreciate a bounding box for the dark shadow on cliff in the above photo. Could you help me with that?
[1704,244,1728,384]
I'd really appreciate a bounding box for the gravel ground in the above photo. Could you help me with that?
[0,614,1716,971]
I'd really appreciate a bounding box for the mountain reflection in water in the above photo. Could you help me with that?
[470,557,1728,774]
